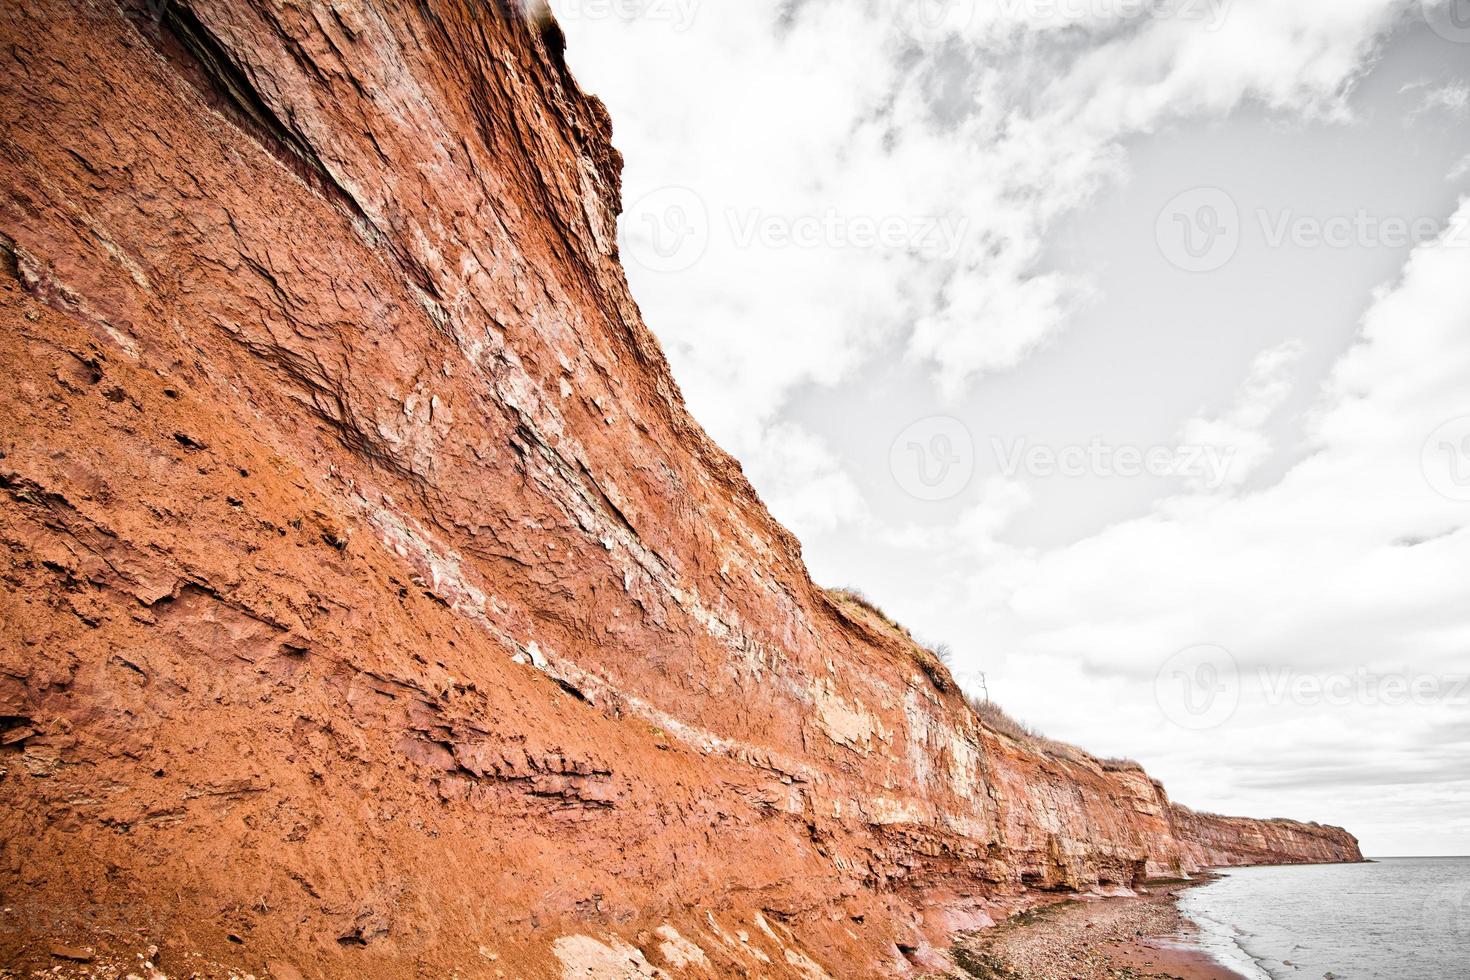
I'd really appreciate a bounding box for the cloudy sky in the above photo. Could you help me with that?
[549,0,1470,857]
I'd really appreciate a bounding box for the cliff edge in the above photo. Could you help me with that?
[0,1,1360,976]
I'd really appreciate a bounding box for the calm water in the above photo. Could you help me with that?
[1179,858,1470,979]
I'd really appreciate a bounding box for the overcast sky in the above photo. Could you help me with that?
[549,0,1470,857]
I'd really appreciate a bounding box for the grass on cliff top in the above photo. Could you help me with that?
[825,587,910,636]
[824,587,1136,768]
[825,587,957,694]
[1096,756,1144,772]
[966,696,1084,761]
[965,695,1038,741]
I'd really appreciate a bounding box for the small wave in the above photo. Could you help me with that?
[1182,908,1275,980]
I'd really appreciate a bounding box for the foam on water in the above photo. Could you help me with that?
[1179,857,1470,980]
[1181,908,1272,980]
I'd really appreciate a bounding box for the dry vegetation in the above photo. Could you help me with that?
[966,694,1040,741]
[826,587,1127,767]
[1096,757,1143,772]
[824,587,909,635]
[966,694,1092,762]
[824,587,956,693]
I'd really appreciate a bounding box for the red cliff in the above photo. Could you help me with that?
[0,1,1360,976]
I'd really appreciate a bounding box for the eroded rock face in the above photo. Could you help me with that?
[0,2,1360,976]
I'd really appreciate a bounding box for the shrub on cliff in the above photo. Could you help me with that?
[967,695,1039,741]
[1098,757,1144,772]
[825,587,907,634]
[967,694,1092,762]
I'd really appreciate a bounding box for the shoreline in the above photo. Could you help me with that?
[947,877,1251,979]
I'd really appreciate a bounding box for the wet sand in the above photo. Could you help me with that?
[948,879,1246,979]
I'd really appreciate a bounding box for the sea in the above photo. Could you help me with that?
[1178,857,1470,979]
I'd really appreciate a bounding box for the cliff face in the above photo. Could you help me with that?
[1170,806,1364,870]
[0,1,1359,977]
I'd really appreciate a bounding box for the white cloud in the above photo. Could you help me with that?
[1178,339,1303,489]
[742,423,870,535]
[554,0,1406,443]
[958,477,1035,545]
[550,0,1469,852]
[1402,78,1470,119]
[948,200,1470,838]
